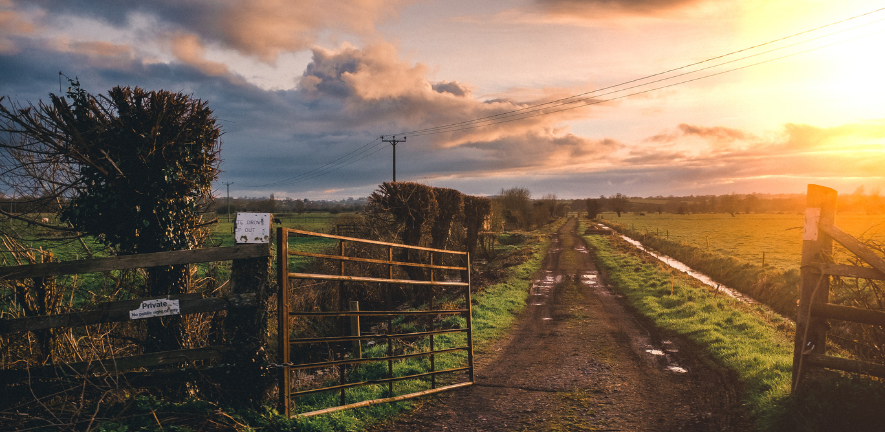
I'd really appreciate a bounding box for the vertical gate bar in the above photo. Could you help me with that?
[464,252,475,383]
[339,241,347,339]
[339,241,347,406]
[350,301,361,359]
[387,246,394,397]
[340,363,347,406]
[276,227,291,417]
[429,253,436,389]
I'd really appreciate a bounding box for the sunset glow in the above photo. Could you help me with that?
[1,0,883,199]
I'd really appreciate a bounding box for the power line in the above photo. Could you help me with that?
[401,10,885,137]
[249,6,885,187]
[407,25,885,137]
[244,137,384,187]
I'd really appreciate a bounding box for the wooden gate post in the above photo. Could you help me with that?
[223,242,273,407]
[792,184,837,389]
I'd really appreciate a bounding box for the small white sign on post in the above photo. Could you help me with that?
[235,212,272,244]
[803,207,821,241]
[129,298,181,320]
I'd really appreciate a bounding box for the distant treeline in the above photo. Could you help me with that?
[4,187,882,218]
[207,195,369,214]
[577,188,885,216]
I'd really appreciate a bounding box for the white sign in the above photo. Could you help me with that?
[803,207,821,241]
[235,212,271,244]
[129,298,181,320]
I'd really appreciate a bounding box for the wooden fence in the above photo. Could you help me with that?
[792,184,885,389]
[0,243,272,396]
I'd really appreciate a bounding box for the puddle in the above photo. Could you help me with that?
[531,303,544,306]
[666,366,688,374]
[543,318,553,321]
[645,349,665,356]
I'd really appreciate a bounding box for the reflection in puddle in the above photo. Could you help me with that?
[646,349,665,356]
[610,229,757,305]
[666,366,688,374]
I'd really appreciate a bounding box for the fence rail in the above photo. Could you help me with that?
[792,184,885,389]
[0,243,271,380]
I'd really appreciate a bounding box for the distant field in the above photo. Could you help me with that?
[598,212,885,272]
[210,212,351,247]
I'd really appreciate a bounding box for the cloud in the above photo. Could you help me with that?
[295,42,602,150]
[171,34,232,77]
[17,0,414,61]
[646,123,750,145]
[614,120,885,195]
[0,7,37,54]
[780,121,885,150]
[432,81,471,97]
[534,0,712,18]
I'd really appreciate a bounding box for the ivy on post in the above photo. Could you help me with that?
[223,213,274,407]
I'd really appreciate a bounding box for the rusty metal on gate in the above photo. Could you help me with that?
[277,228,474,417]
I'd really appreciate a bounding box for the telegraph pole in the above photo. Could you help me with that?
[381,135,406,182]
[222,182,233,222]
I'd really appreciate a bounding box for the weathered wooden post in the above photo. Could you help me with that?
[224,213,274,407]
[792,184,837,390]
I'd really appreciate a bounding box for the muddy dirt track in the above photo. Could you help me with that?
[370,217,751,431]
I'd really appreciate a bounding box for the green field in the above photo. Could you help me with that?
[580,218,885,431]
[598,212,885,272]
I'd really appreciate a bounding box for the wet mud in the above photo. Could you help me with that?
[370,217,751,431]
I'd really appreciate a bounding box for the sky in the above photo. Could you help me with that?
[1,0,884,200]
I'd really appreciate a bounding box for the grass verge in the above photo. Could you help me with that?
[598,219,800,319]
[90,220,562,431]
[581,220,885,431]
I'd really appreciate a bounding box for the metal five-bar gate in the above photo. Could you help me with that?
[277,228,474,417]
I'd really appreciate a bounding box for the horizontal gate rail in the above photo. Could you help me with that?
[290,328,468,344]
[289,273,467,287]
[278,227,474,417]
[805,354,885,379]
[283,228,469,254]
[291,367,471,398]
[810,302,885,327]
[816,263,885,280]
[299,382,474,418]
[289,309,467,317]
[290,250,466,271]
[285,347,470,371]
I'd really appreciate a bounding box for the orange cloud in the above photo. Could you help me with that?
[171,34,231,77]
[207,0,415,62]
